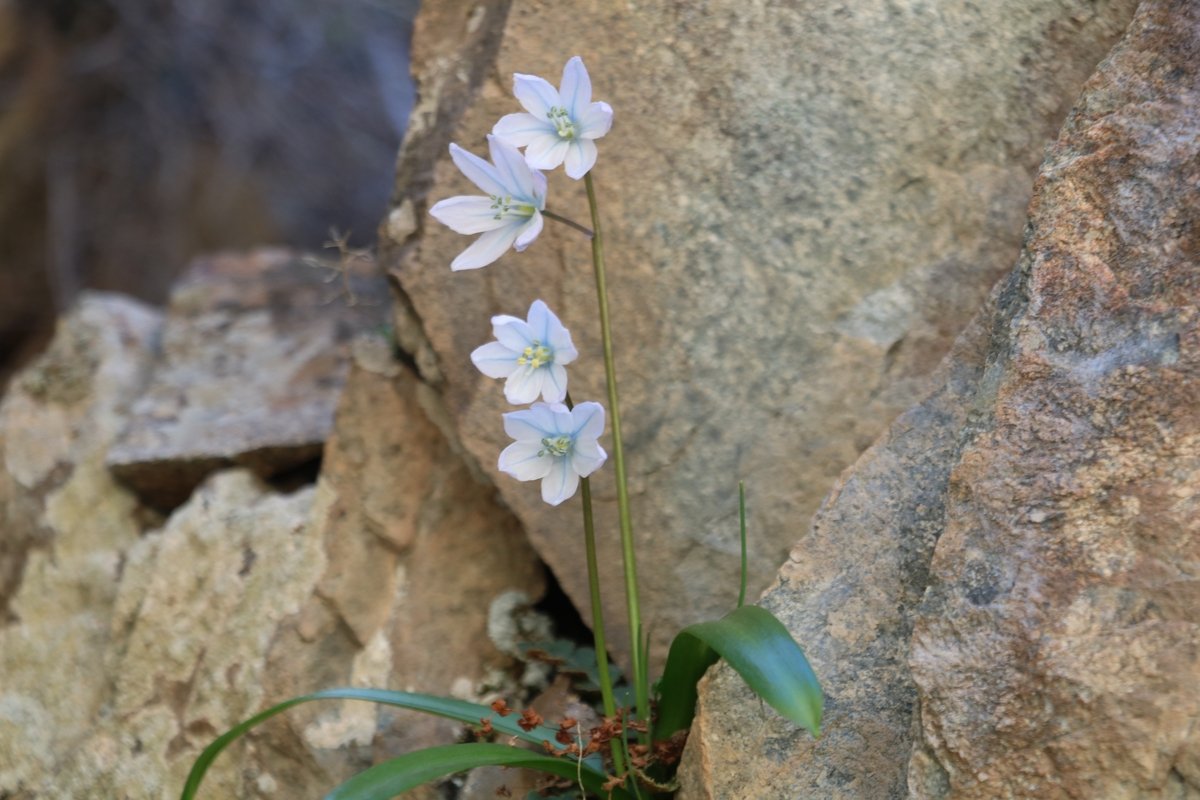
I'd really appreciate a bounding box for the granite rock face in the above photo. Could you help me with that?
[909,2,1200,796]
[1,281,544,797]
[107,249,390,510]
[678,1,1200,797]
[383,0,1139,666]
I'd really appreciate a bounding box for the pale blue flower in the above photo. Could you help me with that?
[499,401,607,506]
[429,135,547,270]
[492,56,613,180]
[471,299,579,405]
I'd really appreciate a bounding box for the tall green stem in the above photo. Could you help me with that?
[578,476,626,776]
[583,171,648,734]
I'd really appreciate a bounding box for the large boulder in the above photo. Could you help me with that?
[383,0,1139,666]
[678,1,1200,796]
[908,1,1200,795]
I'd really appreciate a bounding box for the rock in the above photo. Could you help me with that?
[383,0,1140,667]
[50,470,325,798]
[0,0,416,386]
[678,1,1200,796]
[0,293,163,790]
[908,1,1200,796]
[107,249,390,510]
[676,220,1002,800]
[282,340,546,799]
[2,292,545,796]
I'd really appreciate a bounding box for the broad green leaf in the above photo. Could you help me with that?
[654,605,822,740]
[325,742,632,800]
[180,688,580,800]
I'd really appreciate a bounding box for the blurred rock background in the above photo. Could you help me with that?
[0,0,418,388]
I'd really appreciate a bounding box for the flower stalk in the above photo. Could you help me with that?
[542,209,594,238]
[578,474,626,777]
[583,170,649,736]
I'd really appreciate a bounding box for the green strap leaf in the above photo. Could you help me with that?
[180,688,578,800]
[654,605,822,740]
[325,742,632,800]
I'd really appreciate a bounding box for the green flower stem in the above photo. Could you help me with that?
[543,208,595,238]
[583,171,649,737]
[578,474,625,776]
[566,390,628,782]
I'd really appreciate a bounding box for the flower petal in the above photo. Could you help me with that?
[513,212,543,252]
[570,401,606,440]
[559,56,592,118]
[499,440,553,481]
[429,196,506,235]
[541,457,580,506]
[571,438,607,477]
[496,324,536,356]
[549,326,578,364]
[449,143,506,197]
[492,316,534,351]
[503,404,559,441]
[577,101,613,140]
[525,135,572,171]
[546,403,577,437]
[488,135,538,200]
[450,224,522,271]
[542,363,568,403]
[504,365,546,405]
[526,300,553,341]
[513,73,560,119]
[529,169,547,205]
[563,139,598,180]
[470,341,518,379]
[490,313,524,328]
[493,112,555,148]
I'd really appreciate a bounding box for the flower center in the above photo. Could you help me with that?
[490,195,536,221]
[547,106,577,140]
[516,342,553,369]
[539,435,573,458]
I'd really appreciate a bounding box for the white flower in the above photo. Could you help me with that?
[471,299,579,405]
[492,56,613,180]
[429,135,547,270]
[499,401,607,506]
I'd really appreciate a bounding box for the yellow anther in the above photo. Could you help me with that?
[518,342,552,369]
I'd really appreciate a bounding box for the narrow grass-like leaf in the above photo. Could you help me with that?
[737,481,748,608]
[325,742,632,800]
[654,605,822,740]
[180,688,574,800]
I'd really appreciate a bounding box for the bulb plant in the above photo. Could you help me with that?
[182,56,822,800]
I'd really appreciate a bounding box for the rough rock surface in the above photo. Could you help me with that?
[383,0,1139,665]
[676,216,1003,800]
[0,294,162,789]
[908,2,1200,796]
[107,249,390,510]
[678,1,1200,797]
[1,289,544,797]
